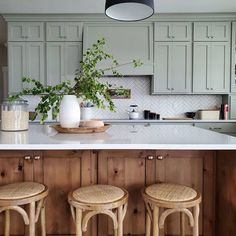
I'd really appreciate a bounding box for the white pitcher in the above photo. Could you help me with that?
[59,95,80,128]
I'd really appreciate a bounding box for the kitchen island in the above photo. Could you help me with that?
[0,124,235,236]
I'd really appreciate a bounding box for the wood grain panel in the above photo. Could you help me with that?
[98,150,146,236]
[216,150,236,236]
[0,151,33,236]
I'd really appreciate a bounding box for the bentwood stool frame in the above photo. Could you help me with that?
[142,184,202,236]
[68,186,128,236]
[0,182,49,236]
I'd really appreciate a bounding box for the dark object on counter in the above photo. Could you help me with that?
[185,112,196,119]
[149,112,157,119]
[144,110,150,119]
[156,114,160,120]
[220,104,224,119]
[220,104,229,120]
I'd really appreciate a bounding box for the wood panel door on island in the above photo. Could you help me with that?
[97,150,215,236]
[0,151,35,236]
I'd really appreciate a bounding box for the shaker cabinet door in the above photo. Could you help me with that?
[155,22,192,42]
[64,42,82,82]
[152,42,171,93]
[8,42,26,94]
[170,42,191,93]
[46,22,66,41]
[46,42,65,85]
[193,42,211,93]
[210,42,230,93]
[25,42,45,88]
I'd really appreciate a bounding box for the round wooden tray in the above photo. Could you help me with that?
[52,124,111,134]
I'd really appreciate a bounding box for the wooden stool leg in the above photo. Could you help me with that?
[193,205,200,236]
[180,212,185,236]
[29,202,36,236]
[153,207,159,236]
[146,212,151,236]
[5,210,10,236]
[75,208,83,236]
[41,206,46,236]
[117,206,123,236]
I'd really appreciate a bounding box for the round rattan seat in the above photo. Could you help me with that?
[142,183,201,236]
[72,184,124,204]
[0,182,45,200]
[145,183,197,202]
[68,184,128,236]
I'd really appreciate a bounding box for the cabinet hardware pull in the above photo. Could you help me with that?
[34,156,41,160]
[211,88,213,90]
[147,155,154,160]
[157,155,164,160]
[167,88,171,90]
[24,156,31,160]
[171,88,174,90]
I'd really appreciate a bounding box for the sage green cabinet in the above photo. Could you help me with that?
[8,22,44,42]
[193,42,230,93]
[83,23,153,75]
[194,22,230,42]
[46,22,83,41]
[154,22,192,42]
[8,42,44,94]
[231,22,236,92]
[46,42,82,86]
[152,42,191,94]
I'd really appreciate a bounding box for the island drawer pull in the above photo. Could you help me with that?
[34,156,41,160]
[147,155,155,160]
[24,156,31,160]
[157,155,164,160]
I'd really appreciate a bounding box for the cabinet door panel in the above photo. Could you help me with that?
[0,151,33,236]
[153,151,204,235]
[25,42,45,88]
[211,22,230,42]
[98,151,146,236]
[154,22,172,41]
[25,22,44,41]
[231,22,236,92]
[84,23,153,75]
[65,42,82,83]
[8,22,25,41]
[46,22,65,41]
[65,22,83,41]
[193,42,211,93]
[152,43,171,93]
[194,22,212,41]
[8,42,26,94]
[171,42,191,93]
[171,22,192,41]
[36,151,97,236]
[46,42,65,85]
[210,42,230,93]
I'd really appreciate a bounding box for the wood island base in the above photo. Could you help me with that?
[0,150,235,236]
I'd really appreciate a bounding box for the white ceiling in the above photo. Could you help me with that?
[0,0,235,14]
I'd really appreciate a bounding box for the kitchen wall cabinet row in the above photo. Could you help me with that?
[0,150,215,236]
[5,18,235,95]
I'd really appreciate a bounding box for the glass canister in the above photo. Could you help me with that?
[1,100,29,131]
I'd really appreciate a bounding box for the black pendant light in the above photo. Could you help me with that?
[105,0,154,22]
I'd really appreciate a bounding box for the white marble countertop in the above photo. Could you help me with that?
[1,123,236,150]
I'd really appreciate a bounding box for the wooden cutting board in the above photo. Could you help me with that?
[52,124,111,134]
[162,118,193,120]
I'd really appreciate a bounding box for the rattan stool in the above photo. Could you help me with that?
[68,184,128,236]
[142,183,201,236]
[0,182,49,236]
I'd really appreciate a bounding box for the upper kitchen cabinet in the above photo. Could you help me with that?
[193,42,230,93]
[46,22,83,41]
[154,22,192,41]
[194,22,230,42]
[8,22,44,41]
[8,42,44,94]
[83,23,153,75]
[46,42,82,86]
[231,22,236,93]
[152,42,191,94]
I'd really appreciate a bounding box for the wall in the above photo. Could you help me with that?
[25,76,222,120]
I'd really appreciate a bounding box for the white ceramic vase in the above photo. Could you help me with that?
[59,95,80,128]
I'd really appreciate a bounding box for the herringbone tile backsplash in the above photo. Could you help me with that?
[25,76,222,120]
